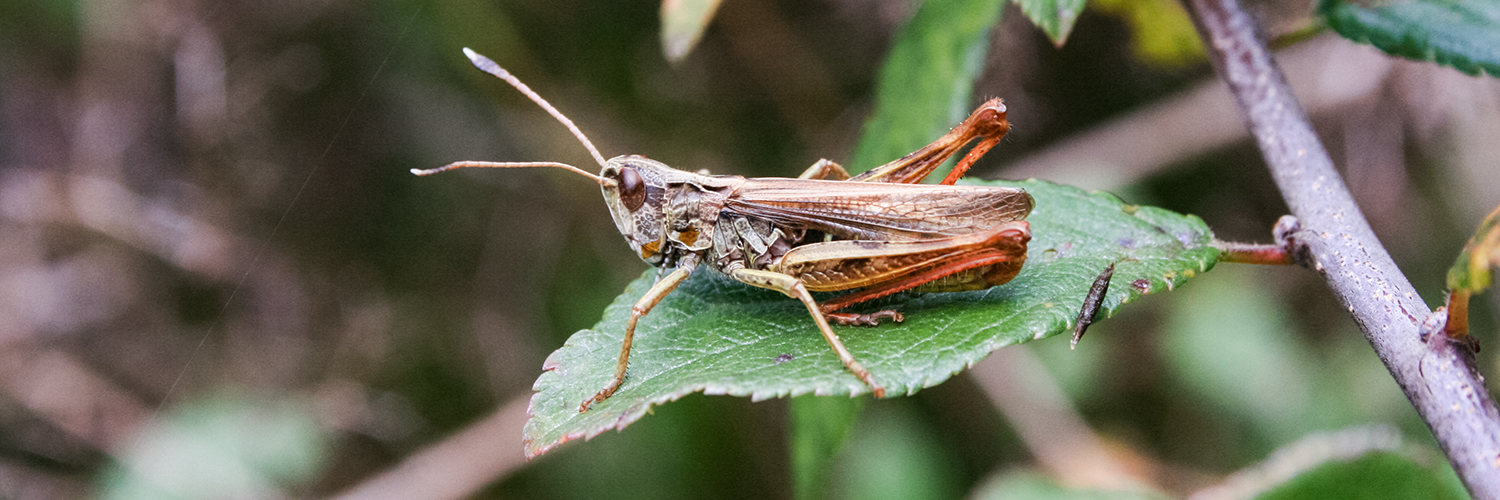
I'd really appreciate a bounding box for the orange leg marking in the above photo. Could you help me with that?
[818,252,1014,315]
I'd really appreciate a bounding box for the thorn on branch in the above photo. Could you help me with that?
[1273,215,1315,269]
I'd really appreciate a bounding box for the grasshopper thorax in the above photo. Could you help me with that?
[599,154,741,269]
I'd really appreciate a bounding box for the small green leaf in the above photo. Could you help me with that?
[848,0,1007,174]
[1015,0,1088,46]
[1321,0,1500,77]
[1441,203,1499,339]
[1446,203,1500,293]
[522,179,1218,457]
[1092,0,1204,67]
[660,0,724,63]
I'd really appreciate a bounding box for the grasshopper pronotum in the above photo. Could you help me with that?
[416,49,1034,412]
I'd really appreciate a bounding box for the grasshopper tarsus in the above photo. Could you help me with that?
[579,389,612,413]
[578,370,625,412]
[828,310,904,326]
[579,374,627,412]
[433,50,1034,410]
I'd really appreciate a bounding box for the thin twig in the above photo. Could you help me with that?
[972,347,1149,490]
[1210,240,1292,266]
[1181,0,1500,497]
[328,394,531,500]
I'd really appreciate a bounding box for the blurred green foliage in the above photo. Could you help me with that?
[100,395,328,499]
[1253,451,1466,500]
[973,471,1170,500]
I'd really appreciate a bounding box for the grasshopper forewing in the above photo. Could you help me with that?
[416,49,1034,412]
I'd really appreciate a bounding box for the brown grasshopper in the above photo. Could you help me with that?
[416,49,1033,412]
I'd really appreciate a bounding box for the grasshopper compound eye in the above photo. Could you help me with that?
[618,166,647,211]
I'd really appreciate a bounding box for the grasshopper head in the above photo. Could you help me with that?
[419,49,714,267]
[600,155,674,266]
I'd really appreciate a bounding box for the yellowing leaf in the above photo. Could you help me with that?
[660,0,724,63]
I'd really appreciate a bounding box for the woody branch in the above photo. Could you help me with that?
[1181,0,1500,496]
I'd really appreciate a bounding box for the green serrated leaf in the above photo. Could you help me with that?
[1015,0,1088,46]
[848,0,1006,174]
[521,178,1218,457]
[660,0,724,63]
[1321,0,1500,77]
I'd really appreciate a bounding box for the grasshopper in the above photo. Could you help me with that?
[416,49,1033,412]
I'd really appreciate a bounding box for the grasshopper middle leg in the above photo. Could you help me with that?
[729,268,887,397]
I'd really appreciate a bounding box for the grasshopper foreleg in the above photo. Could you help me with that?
[729,268,887,397]
[580,267,693,412]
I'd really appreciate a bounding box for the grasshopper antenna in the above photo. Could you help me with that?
[411,160,608,184]
[409,48,615,185]
[460,47,608,168]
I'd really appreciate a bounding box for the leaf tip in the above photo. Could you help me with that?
[660,0,725,63]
